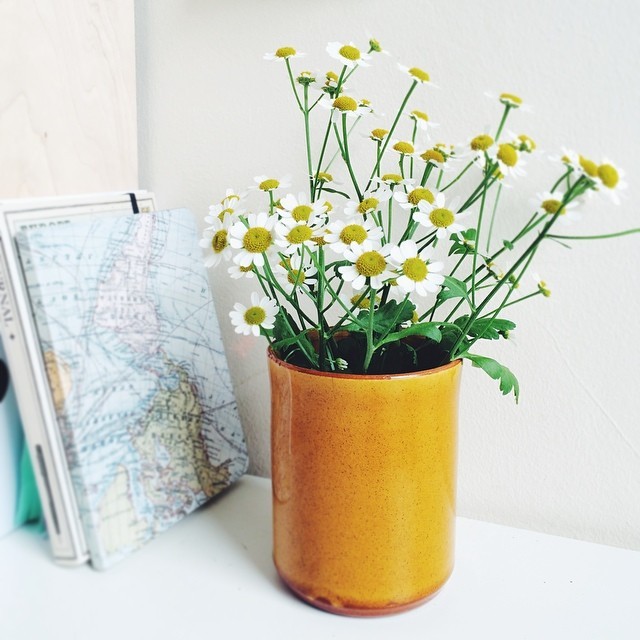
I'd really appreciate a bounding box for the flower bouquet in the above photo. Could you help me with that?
[203,38,633,401]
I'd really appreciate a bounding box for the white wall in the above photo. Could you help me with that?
[135,0,640,550]
[0,0,137,198]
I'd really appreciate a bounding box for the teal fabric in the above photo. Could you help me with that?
[15,442,43,529]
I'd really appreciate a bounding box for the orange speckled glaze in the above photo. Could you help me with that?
[268,350,462,616]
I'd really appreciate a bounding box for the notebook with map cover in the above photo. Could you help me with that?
[10,207,248,569]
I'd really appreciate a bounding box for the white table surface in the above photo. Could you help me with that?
[1,475,639,639]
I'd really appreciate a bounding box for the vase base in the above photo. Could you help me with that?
[276,567,450,617]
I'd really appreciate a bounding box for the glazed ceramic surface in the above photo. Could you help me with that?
[268,351,462,616]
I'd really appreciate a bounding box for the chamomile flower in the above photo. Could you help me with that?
[251,174,292,192]
[219,187,247,204]
[371,174,414,193]
[296,70,317,85]
[229,293,278,337]
[391,139,417,157]
[228,212,277,268]
[532,273,551,298]
[394,186,436,210]
[205,200,245,225]
[200,218,232,268]
[326,41,371,69]
[275,217,322,254]
[596,158,627,205]
[325,218,384,254]
[368,128,389,142]
[414,193,468,239]
[319,95,370,119]
[275,255,318,292]
[279,192,327,225]
[507,132,537,154]
[338,241,394,290]
[367,37,391,55]
[488,143,527,179]
[388,241,445,297]
[343,190,391,217]
[228,264,256,280]
[408,109,440,134]
[533,191,581,225]
[397,65,436,87]
[315,171,343,187]
[263,47,305,61]
[485,91,532,112]
[419,147,450,172]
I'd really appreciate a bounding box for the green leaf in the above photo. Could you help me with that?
[455,316,516,341]
[377,322,442,347]
[321,187,352,199]
[441,276,475,309]
[272,310,318,367]
[448,228,476,256]
[461,352,520,402]
[358,299,416,336]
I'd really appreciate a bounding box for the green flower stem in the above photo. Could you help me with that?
[303,84,314,199]
[329,290,369,335]
[471,169,490,306]
[285,59,303,112]
[495,104,512,140]
[335,65,348,94]
[450,179,587,358]
[324,116,362,172]
[399,155,405,179]
[436,170,444,189]
[375,140,382,178]
[363,288,377,371]
[485,183,503,252]
[550,168,572,193]
[547,229,640,241]
[419,162,434,187]
[466,246,539,349]
[316,246,327,370]
[313,115,335,197]
[308,93,324,111]
[268,191,275,215]
[387,197,393,244]
[340,113,363,201]
[366,80,418,191]
[373,295,410,348]
[441,161,473,192]
[484,290,542,313]
[410,121,417,178]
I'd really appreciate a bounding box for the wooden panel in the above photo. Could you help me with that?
[0,0,137,198]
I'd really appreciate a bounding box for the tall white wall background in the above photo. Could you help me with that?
[135,0,640,549]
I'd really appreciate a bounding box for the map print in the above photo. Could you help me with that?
[16,209,248,569]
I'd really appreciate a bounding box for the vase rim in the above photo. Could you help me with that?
[267,347,462,380]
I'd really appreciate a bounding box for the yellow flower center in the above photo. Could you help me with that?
[542,199,565,215]
[292,205,313,222]
[408,67,430,82]
[598,163,619,188]
[326,70,338,83]
[324,200,333,212]
[471,134,494,151]
[355,251,386,277]
[221,194,240,204]
[317,172,333,182]
[371,128,389,140]
[357,197,379,214]
[381,173,403,184]
[275,47,297,58]
[579,155,598,178]
[408,188,435,206]
[286,225,313,244]
[313,235,328,246]
[500,92,522,105]
[518,134,536,151]
[287,269,303,285]
[393,141,415,154]
[340,224,368,245]
[239,265,253,273]
[360,98,371,106]
[403,257,428,282]
[429,208,455,228]
[218,208,234,222]
[211,230,228,253]
[350,294,379,309]
[497,143,518,167]
[333,96,358,111]
[421,149,445,164]
[259,179,279,191]
[339,45,361,61]
[411,109,429,121]
[244,306,266,325]
[242,227,273,253]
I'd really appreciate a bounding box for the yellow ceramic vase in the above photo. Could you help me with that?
[268,350,462,616]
